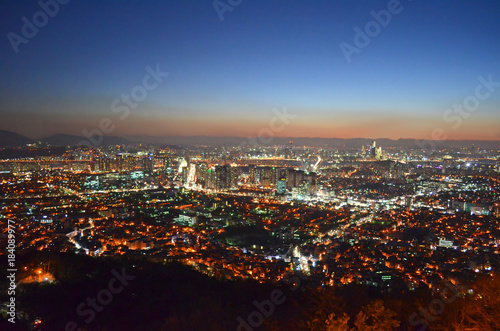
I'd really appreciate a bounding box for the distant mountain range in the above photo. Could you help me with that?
[0,131,127,148]
[41,134,128,147]
[0,130,35,147]
[0,130,498,149]
[123,135,500,149]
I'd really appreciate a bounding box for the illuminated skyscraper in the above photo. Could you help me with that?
[370,140,382,160]
[142,156,154,172]
[277,177,286,195]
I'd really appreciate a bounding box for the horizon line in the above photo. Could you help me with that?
[2,129,500,143]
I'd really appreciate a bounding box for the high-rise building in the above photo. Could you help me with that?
[98,157,111,172]
[163,156,172,170]
[277,177,286,195]
[142,156,154,172]
[370,140,383,160]
[115,154,123,172]
[229,166,239,189]
[215,165,230,189]
[206,167,216,189]
[405,196,413,210]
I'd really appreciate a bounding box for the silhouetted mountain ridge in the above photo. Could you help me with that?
[40,133,128,147]
[0,130,34,147]
[0,130,498,149]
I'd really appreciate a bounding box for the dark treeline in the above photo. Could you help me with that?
[0,252,498,330]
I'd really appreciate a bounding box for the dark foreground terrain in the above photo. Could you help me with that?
[0,252,498,330]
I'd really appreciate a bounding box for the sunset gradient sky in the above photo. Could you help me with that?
[1,0,500,140]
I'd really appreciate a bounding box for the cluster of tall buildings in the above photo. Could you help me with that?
[188,163,316,193]
[93,153,172,173]
[359,140,384,160]
[189,164,238,189]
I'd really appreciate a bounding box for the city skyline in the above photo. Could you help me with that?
[2,2,500,330]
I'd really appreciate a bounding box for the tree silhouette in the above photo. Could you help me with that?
[325,312,350,331]
[353,300,400,331]
[442,275,500,331]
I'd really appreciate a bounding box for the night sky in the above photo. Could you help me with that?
[1,0,500,140]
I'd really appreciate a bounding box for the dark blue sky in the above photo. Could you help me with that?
[1,0,500,140]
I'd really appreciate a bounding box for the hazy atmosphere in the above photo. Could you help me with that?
[1,1,500,140]
[1,1,500,331]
